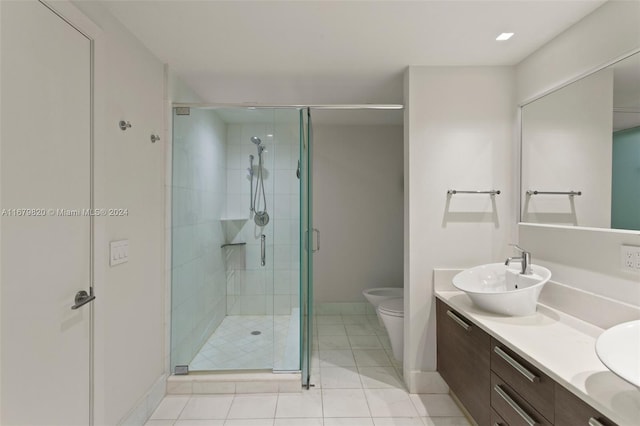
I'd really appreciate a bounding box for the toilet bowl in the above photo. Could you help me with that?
[362,287,403,325]
[378,297,404,362]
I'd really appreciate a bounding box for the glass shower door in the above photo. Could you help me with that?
[171,107,278,373]
[300,108,314,387]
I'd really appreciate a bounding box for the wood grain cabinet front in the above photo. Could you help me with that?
[554,384,616,426]
[436,299,491,426]
[491,408,508,426]
[491,373,553,426]
[491,338,555,423]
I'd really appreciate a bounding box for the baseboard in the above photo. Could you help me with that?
[314,302,376,315]
[167,371,302,395]
[406,370,449,394]
[118,373,167,426]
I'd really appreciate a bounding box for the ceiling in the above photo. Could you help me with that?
[99,0,606,125]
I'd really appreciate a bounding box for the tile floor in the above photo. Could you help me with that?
[148,314,470,426]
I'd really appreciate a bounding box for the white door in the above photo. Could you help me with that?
[1,1,93,424]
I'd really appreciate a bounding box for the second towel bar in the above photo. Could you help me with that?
[526,190,582,196]
[447,189,501,195]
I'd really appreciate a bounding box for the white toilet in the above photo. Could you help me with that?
[362,287,404,363]
[378,297,404,362]
[362,287,404,325]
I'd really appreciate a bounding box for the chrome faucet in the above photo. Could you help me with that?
[505,244,532,275]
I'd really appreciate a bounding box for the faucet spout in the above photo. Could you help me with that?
[505,245,532,275]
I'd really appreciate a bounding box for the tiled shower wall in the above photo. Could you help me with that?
[225,120,300,315]
[171,109,227,369]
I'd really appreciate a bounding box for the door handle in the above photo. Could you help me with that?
[71,288,95,310]
[261,234,266,267]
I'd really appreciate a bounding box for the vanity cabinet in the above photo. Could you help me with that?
[436,298,619,426]
[555,385,616,426]
[491,372,552,426]
[491,409,508,426]
[491,338,555,423]
[436,299,491,426]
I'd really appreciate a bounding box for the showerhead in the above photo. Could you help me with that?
[251,136,262,145]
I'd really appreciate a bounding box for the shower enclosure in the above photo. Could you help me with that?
[170,107,313,381]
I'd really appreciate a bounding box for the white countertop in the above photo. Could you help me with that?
[436,291,640,426]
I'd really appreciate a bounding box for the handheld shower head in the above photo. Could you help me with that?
[251,136,262,145]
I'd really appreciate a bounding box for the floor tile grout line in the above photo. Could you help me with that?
[173,395,190,422]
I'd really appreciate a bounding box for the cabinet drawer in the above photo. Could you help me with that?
[491,338,554,423]
[438,300,490,348]
[555,384,617,426]
[491,373,552,426]
[491,408,508,426]
[437,299,491,426]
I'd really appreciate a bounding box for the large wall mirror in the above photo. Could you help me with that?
[521,51,640,231]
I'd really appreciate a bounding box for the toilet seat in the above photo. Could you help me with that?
[378,297,404,317]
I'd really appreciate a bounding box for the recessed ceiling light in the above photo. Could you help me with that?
[496,32,514,41]
[267,134,273,138]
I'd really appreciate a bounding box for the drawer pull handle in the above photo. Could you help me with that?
[494,384,538,426]
[588,418,605,426]
[494,346,540,383]
[446,310,471,331]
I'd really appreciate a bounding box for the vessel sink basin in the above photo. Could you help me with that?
[596,320,640,388]
[453,263,552,316]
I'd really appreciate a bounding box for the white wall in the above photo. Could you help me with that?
[516,0,640,104]
[71,2,166,425]
[521,68,613,227]
[184,73,404,106]
[313,124,404,302]
[404,66,515,392]
[516,0,640,307]
[521,224,640,306]
[225,121,300,316]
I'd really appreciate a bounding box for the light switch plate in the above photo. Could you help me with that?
[110,240,129,266]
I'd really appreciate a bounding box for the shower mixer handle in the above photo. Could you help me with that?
[261,234,266,267]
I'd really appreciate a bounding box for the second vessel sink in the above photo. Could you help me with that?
[453,263,552,316]
[596,320,640,389]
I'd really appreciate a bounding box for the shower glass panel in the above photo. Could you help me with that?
[170,107,300,373]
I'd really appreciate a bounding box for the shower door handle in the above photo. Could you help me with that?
[312,228,320,253]
[261,234,266,266]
